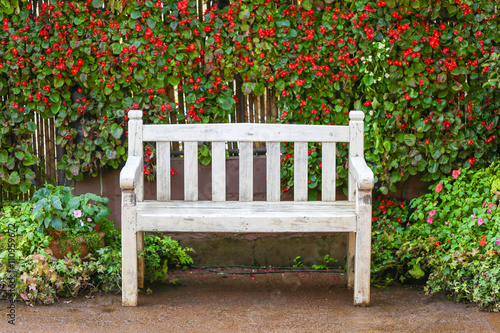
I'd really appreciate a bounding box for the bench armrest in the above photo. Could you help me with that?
[120,155,142,190]
[350,156,374,190]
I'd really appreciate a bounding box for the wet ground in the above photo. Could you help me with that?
[3,268,500,333]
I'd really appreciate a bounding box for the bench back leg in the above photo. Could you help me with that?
[122,190,138,306]
[346,232,356,289]
[137,231,145,289]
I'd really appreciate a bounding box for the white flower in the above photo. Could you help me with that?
[385,73,390,78]
[369,110,374,116]
[80,220,84,227]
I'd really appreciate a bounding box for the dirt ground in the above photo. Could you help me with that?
[2,268,500,333]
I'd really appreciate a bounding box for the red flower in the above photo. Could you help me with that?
[479,235,487,247]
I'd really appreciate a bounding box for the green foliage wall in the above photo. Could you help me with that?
[1,0,499,194]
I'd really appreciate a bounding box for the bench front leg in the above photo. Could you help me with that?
[122,189,138,306]
[354,188,372,306]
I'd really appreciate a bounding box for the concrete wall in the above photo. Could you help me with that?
[73,156,430,266]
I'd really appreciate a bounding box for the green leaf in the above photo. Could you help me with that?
[130,11,141,19]
[354,100,362,111]
[277,20,290,27]
[51,217,63,230]
[94,207,110,223]
[168,76,180,86]
[302,0,312,10]
[54,78,64,88]
[67,196,81,211]
[409,263,425,279]
[242,82,254,95]
[253,83,265,96]
[275,80,285,91]
[238,10,250,21]
[7,171,20,185]
[363,75,374,86]
[26,121,37,132]
[111,43,122,55]
[404,134,416,146]
[147,18,156,29]
[91,0,103,8]
[221,97,234,111]
[51,196,63,210]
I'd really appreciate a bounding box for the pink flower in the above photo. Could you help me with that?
[495,238,500,247]
[478,217,483,225]
[427,217,433,224]
[73,210,82,218]
[429,210,436,217]
[435,182,443,193]
[445,221,449,225]
[452,169,461,179]
[87,218,92,222]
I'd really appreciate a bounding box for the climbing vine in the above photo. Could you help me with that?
[1,0,499,194]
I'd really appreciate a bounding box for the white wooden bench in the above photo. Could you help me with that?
[120,110,374,306]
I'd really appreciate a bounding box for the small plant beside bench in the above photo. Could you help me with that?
[120,110,374,306]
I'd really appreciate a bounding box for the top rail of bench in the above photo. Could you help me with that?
[140,123,350,142]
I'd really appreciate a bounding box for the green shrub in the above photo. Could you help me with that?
[0,198,194,305]
[372,162,500,311]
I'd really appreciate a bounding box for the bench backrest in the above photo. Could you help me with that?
[127,110,365,203]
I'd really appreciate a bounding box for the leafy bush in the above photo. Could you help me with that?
[31,185,111,235]
[372,163,500,311]
[140,233,194,283]
[0,198,194,305]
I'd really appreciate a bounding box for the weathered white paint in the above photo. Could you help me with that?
[294,142,308,201]
[348,111,365,202]
[184,141,198,201]
[354,189,372,306]
[136,201,357,232]
[266,142,281,202]
[322,142,336,202]
[121,189,138,306]
[120,110,374,307]
[157,142,170,201]
[212,142,226,201]
[143,123,349,142]
[350,156,374,190]
[239,142,253,202]
[120,156,142,190]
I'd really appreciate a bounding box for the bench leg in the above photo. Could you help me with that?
[346,232,355,289]
[122,192,138,306]
[353,203,371,306]
[137,231,145,289]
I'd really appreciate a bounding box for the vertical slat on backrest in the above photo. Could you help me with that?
[184,141,198,201]
[157,142,170,201]
[128,110,144,202]
[322,142,336,202]
[266,142,280,201]
[212,141,226,201]
[349,111,365,202]
[239,142,253,201]
[294,142,308,201]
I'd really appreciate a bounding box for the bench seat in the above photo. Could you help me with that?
[136,201,357,233]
